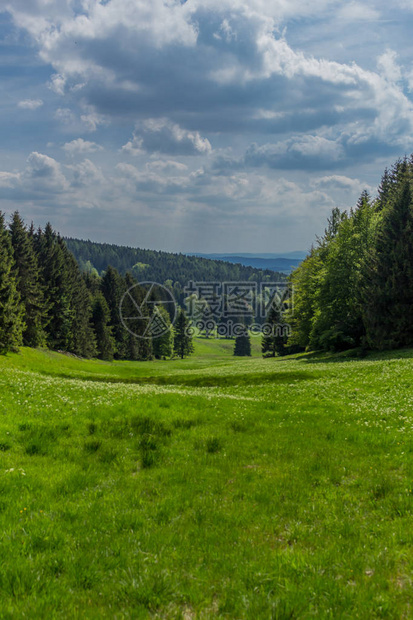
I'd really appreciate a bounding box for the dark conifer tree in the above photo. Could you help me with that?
[35,223,73,350]
[91,292,115,361]
[59,238,96,358]
[362,177,413,349]
[84,271,102,296]
[152,306,173,359]
[262,304,286,357]
[234,329,251,357]
[137,300,153,361]
[0,212,24,353]
[376,168,393,212]
[173,309,194,359]
[101,265,128,359]
[122,272,153,360]
[9,212,46,347]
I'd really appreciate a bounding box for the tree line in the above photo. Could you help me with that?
[286,156,413,352]
[65,237,283,306]
[5,151,411,362]
[0,213,193,360]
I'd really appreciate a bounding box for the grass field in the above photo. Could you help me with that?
[1,339,413,618]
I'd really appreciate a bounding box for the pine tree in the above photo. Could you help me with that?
[84,271,102,296]
[173,309,194,359]
[376,168,392,212]
[152,305,173,359]
[35,224,73,351]
[9,212,46,347]
[121,272,153,360]
[59,238,97,358]
[362,177,413,349]
[234,330,251,357]
[262,304,286,357]
[0,212,24,353]
[101,265,128,359]
[91,292,115,361]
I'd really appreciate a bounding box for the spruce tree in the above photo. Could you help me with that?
[101,266,128,359]
[362,177,413,349]
[0,212,24,353]
[234,330,251,356]
[91,292,115,361]
[262,304,286,357]
[152,306,173,359]
[173,309,194,359]
[35,224,73,351]
[121,272,153,360]
[9,212,46,347]
[59,238,97,358]
[137,303,154,360]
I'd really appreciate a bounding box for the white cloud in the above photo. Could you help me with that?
[18,99,44,110]
[54,106,108,133]
[146,160,188,174]
[49,73,66,95]
[2,0,413,251]
[54,107,76,125]
[122,119,212,156]
[62,138,103,155]
[0,171,20,188]
[4,0,413,152]
[24,152,68,191]
[116,162,190,194]
[311,174,375,199]
[66,158,105,186]
[377,49,402,83]
[313,175,364,190]
[245,135,345,169]
[121,138,144,157]
[80,109,108,132]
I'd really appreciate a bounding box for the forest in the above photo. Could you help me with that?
[65,237,281,307]
[0,214,283,362]
[286,156,413,353]
[0,214,197,361]
[2,155,413,361]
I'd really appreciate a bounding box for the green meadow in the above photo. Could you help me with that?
[1,339,413,618]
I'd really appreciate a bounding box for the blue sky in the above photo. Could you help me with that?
[0,0,413,253]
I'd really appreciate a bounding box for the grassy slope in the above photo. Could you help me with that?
[1,341,413,617]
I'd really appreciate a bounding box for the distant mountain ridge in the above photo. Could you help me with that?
[190,251,307,259]
[188,252,306,273]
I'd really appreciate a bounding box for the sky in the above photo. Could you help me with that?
[1,1,413,253]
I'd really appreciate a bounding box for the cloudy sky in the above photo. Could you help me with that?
[1,0,413,253]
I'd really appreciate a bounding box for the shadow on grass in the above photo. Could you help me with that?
[296,346,413,365]
[38,370,317,388]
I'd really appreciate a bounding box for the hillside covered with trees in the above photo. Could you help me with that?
[64,238,283,305]
[287,156,413,353]
[0,213,187,361]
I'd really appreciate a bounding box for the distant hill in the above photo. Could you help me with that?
[188,252,306,273]
[64,239,286,303]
